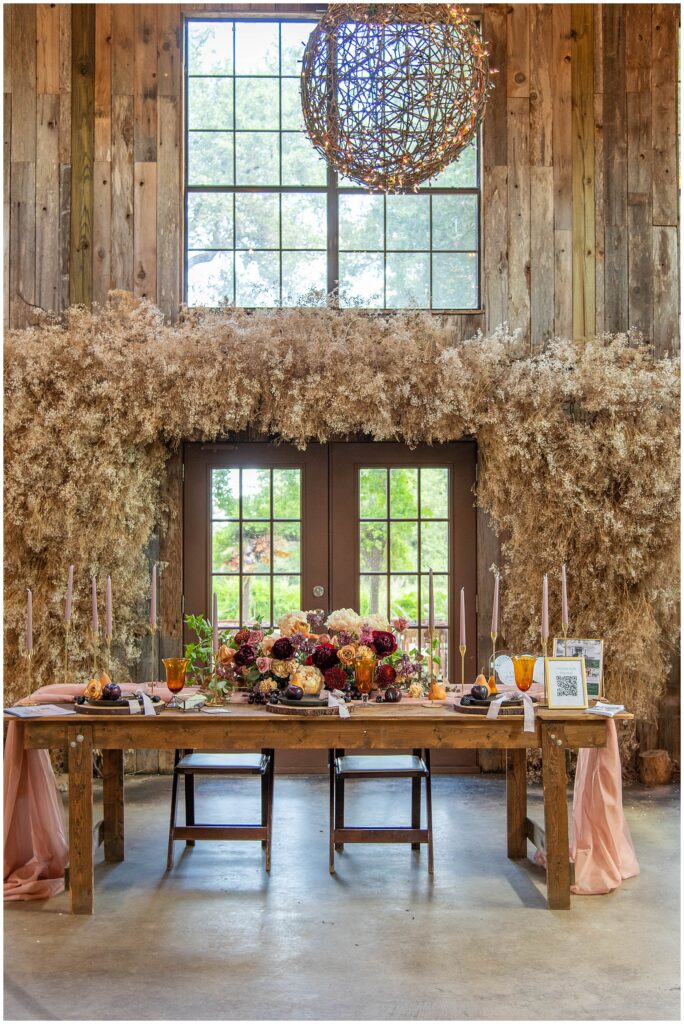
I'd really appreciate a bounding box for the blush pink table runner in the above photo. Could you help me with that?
[4,683,638,900]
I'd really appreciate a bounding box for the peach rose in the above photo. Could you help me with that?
[261,635,277,655]
[218,644,235,664]
[337,644,357,666]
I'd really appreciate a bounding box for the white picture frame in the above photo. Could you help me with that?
[552,638,604,698]
[544,656,588,710]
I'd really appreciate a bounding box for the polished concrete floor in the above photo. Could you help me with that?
[4,773,680,1021]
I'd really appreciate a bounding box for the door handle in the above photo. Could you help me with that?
[312,586,325,598]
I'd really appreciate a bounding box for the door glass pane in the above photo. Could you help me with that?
[389,468,417,518]
[359,468,387,518]
[210,467,301,626]
[421,521,449,572]
[390,522,418,572]
[360,522,387,572]
[360,574,387,618]
[420,467,449,518]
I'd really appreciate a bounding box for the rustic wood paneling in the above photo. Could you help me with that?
[6,2,680,347]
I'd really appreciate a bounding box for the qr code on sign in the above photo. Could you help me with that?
[556,674,579,697]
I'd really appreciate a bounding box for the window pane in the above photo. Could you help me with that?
[188,132,233,186]
[187,252,234,307]
[212,468,240,518]
[421,521,449,572]
[432,253,478,310]
[187,193,233,250]
[386,195,429,250]
[188,78,233,130]
[339,194,383,250]
[242,521,271,572]
[212,522,239,572]
[281,77,304,130]
[428,139,478,188]
[390,574,419,623]
[273,575,301,622]
[241,468,271,518]
[432,194,478,251]
[281,194,326,249]
[386,253,429,309]
[273,469,301,519]
[282,253,327,306]
[273,522,300,572]
[420,468,448,519]
[360,522,387,572]
[214,575,240,626]
[280,22,315,75]
[188,22,233,76]
[339,253,384,307]
[235,77,279,130]
[390,468,417,518]
[243,575,271,624]
[421,574,449,627]
[235,251,279,306]
[360,574,387,618]
[390,522,418,573]
[281,132,326,186]
[359,468,387,518]
[234,22,279,75]
[235,193,279,249]
[235,132,279,186]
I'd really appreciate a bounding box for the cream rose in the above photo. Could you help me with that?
[271,658,298,679]
[277,611,309,636]
[325,608,362,633]
[359,613,391,632]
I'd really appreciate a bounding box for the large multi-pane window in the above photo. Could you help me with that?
[185,17,481,311]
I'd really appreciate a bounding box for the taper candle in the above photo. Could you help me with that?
[561,563,569,632]
[91,576,98,633]
[459,587,466,647]
[428,569,434,635]
[150,564,157,628]
[491,573,499,635]
[212,592,219,654]
[26,588,33,653]
[64,564,74,622]
[106,575,112,638]
[541,574,549,643]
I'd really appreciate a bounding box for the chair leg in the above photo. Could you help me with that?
[328,750,336,875]
[166,769,179,871]
[425,750,434,876]
[335,774,345,852]
[261,765,268,849]
[184,772,196,846]
[411,748,422,850]
[265,750,274,872]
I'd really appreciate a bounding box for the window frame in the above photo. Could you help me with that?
[182,12,484,315]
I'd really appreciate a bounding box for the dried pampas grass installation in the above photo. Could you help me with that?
[4,295,680,750]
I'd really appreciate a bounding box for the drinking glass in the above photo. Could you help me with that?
[511,654,536,693]
[163,658,189,707]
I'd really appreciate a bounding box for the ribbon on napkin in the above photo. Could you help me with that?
[126,690,157,716]
[327,689,350,719]
[487,689,536,732]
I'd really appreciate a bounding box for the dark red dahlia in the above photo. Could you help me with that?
[372,630,397,656]
[312,643,339,671]
[234,628,251,645]
[375,663,397,688]
[272,636,295,660]
[324,667,348,691]
[233,643,257,667]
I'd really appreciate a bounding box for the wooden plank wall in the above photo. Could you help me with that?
[4,3,680,347]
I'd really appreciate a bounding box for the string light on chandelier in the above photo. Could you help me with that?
[301,3,494,193]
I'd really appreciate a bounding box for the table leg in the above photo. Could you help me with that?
[541,724,571,910]
[68,725,94,914]
[102,749,124,863]
[506,748,528,858]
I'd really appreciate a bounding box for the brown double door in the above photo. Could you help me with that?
[184,440,478,771]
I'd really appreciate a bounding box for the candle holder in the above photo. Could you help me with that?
[459,643,466,696]
[24,650,36,704]
[562,624,568,640]
[89,629,98,677]
[148,624,158,698]
[63,621,71,685]
[491,630,497,665]
[205,654,225,706]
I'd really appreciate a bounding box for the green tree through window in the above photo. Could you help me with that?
[185,17,481,310]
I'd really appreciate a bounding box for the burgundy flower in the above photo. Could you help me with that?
[324,666,348,692]
[312,643,339,671]
[233,643,257,667]
[375,663,397,688]
[234,628,251,646]
[272,636,295,660]
[372,630,397,656]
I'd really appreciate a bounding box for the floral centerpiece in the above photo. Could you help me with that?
[184,608,429,704]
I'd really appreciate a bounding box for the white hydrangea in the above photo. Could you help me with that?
[359,613,392,632]
[325,607,362,633]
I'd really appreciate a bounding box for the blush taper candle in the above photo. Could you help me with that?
[26,588,33,653]
[106,575,112,638]
[491,573,499,636]
[459,587,466,647]
[561,563,569,632]
[541,574,549,644]
[150,564,157,629]
[212,592,219,654]
[91,575,98,634]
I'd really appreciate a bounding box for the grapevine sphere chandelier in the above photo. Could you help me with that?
[300,3,493,193]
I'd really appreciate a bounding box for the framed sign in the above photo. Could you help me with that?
[544,657,588,710]
[553,638,604,698]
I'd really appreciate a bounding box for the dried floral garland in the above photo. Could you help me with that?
[4,296,679,761]
[301,3,492,191]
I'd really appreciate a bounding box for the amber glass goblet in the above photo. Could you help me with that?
[354,654,377,695]
[163,658,189,707]
[511,654,536,693]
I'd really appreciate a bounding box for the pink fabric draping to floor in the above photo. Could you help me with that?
[4,684,638,899]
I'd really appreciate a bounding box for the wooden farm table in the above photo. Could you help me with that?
[10,702,632,915]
